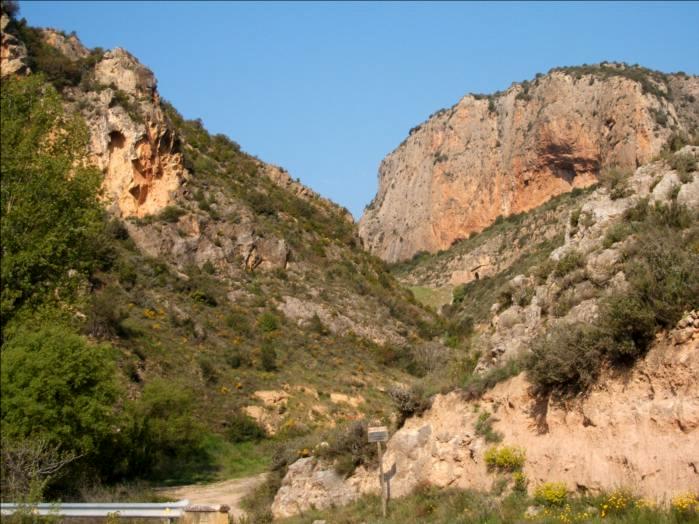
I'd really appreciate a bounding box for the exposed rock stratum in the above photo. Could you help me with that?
[359,65,699,262]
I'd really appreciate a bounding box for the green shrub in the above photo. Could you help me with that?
[389,385,431,428]
[553,251,584,277]
[260,344,277,372]
[483,445,526,472]
[225,310,252,336]
[158,205,186,223]
[527,324,604,391]
[569,208,581,228]
[125,379,208,479]
[1,323,121,490]
[669,153,697,181]
[474,411,502,443]
[1,76,106,324]
[225,412,266,443]
[315,421,378,477]
[512,471,528,493]
[85,285,129,339]
[308,312,329,336]
[225,348,247,368]
[599,167,631,200]
[603,221,632,248]
[198,356,218,384]
[534,482,568,506]
[463,358,523,399]
[258,311,280,333]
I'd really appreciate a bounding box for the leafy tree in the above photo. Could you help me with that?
[1,324,120,458]
[1,76,106,326]
[124,378,207,479]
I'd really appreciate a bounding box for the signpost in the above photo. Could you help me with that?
[368,425,389,517]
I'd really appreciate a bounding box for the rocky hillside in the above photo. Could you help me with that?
[271,147,699,517]
[0,8,445,494]
[359,64,699,262]
[273,321,698,518]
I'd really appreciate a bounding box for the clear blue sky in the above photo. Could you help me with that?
[19,1,699,218]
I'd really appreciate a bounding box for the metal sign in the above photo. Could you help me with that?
[368,425,389,443]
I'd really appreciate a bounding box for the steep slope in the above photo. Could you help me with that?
[0,11,444,491]
[271,148,699,517]
[273,324,698,517]
[359,64,699,262]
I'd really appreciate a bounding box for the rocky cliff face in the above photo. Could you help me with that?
[359,65,699,262]
[67,47,188,218]
[0,14,28,76]
[272,316,699,518]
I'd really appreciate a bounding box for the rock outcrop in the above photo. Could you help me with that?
[478,146,698,370]
[0,14,28,77]
[359,65,699,262]
[40,28,89,61]
[68,48,187,218]
[272,321,699,517]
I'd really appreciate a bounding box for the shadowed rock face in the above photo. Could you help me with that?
[359,67,699,262]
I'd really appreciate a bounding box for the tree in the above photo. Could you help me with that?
[0,75,106,326]
[1,324,120,459]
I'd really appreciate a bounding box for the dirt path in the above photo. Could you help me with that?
[156,473,267,519]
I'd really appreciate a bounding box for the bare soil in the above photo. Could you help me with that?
[156,473,267,519]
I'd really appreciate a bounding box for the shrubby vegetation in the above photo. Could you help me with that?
[274,483,698,524]
[528,199,699,393]
[1,75,108,326]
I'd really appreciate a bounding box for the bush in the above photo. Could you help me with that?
[669,153,697,181]
[260,343,277,372]
[225,412,266,443]
[483,445,526,472]
[599,293,656,360]
[1,323,121,488]
[553,251,585,277]
[512,471,528,493]
[534,482,568,506]
[315,421,378,477]
[409,342,450,376]
[527,324,604,391]
[158,205,186,223]
[474,411,502,443]
[1,76,106,325]
[603,221,632,248]
[388,385,431,428]
[198,356,218,384]
[258,311,280,333]
[85,285,129,339]
[125,379,207,479]
[599,167,631,200]
[463,358,523,399]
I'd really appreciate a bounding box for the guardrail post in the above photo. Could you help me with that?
[182,504,230,524]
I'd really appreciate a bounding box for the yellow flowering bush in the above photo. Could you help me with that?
[534,482,568,506]
[599,490,631,517]
[672,492,698,515]
[513,471,528,493]
[483,445,526,472]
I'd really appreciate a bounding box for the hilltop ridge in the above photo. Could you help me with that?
[359,62,699,262]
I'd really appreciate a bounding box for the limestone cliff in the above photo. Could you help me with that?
[359,64,699,262]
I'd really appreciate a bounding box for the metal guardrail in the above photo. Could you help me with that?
[0,499,190,519]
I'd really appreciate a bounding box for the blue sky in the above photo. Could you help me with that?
[19,1,699,218]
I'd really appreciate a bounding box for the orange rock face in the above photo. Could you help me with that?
[359,68,699,262]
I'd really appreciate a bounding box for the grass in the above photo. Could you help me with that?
[271,485,697,524]
[206,437,273,480]
[409,286,453,311]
